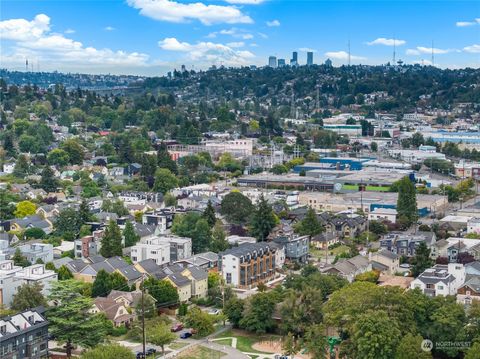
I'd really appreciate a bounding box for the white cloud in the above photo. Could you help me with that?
[0,14,150,73]
[464,44,480,53]
[64,28,75,34]
[324,51,366,61]
[413,59,433,66]
[258,32,268,39]
[456,21,476,27]
[104,26,115,31]
[158,37,255,66]
[266,19,280,27]
[224,0,265,3]
[250,43,258,47]
[0,13,50,41]
[406,46,456,55]
[127,0,253,25]
[299,47,316,53]
[367,38,406,46]
[226,41,245,48]
[208,28,254,39]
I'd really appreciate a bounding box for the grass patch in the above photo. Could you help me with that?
[215,329,277,354]
[170,342,189,350]
[214,338,233,347]
[178,345,225,359]
[310,245,350,259]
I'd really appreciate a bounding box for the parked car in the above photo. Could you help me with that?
[180,331,192,339]
[208,309,220,315]
[146,348,157,355]
[136,352,145,359]
[171,323,184,332]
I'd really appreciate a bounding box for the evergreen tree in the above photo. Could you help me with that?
[100,220,123,257]
[294,207,323,237]
[411,242,433,276]
[92,269,112,297]
[110,272,129,292]
[250,195,276,241]
[13,154,30,177]
[79,199,93,224]
[210,222,229,252]
[396,176,418,226]
[40,166,58,192]
[123,221,140,247]
[11,282,46,311]
[157,143,177,174]
[3,130,16,156]
[202,200,216,227]
[57,265,74,280]
[12,248,31,267]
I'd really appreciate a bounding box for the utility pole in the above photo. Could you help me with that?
[141,275,146,358]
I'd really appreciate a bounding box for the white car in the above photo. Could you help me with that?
[208,309,220,315]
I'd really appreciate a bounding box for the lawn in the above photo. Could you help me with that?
[177,345,225,359]
[169,341,189,350]
[214,338,233,347]
[215,329,278,354]
[310,244,350,259]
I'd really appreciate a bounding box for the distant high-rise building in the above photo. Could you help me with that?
[277,59,286,67]
[325,58,333,67]
[268,56,277,68]
[307,52,314,66]
[291,51,298,66]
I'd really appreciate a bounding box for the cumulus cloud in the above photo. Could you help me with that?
[406,49,420,56]
[367,38,406,46]
[456,21,476,27]
[464,44,480,53]
[299,47,316,52]
[208,27,253,39]
[127,0,253,25]
[0,14,150,72]
[324,51,366,61]
[104,26,115,31]
[266,19,280,27]
[158,37,255,66]
[226,41,245,48]
[64,28,75,34]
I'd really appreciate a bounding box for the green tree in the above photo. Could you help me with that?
[282,332,300,357]
[58,265,74,280]
[184,306,215,337]
[411,242,433,276]
[24,227,46,239]
[370,141,378,152]
[79,199,94,224]
[12,248,31,267]
[465,341,480,359]
[147,323,177,357]
[55,208,82,240]
[250,194,276,241]
[202,200,216,227]
[395,333,432,359]
[143,278,179,305]
[157,143,178,174]
[396,176,417,226]
[210,222,229,252]
[294,207,323,237]
[224,297,245,328]
[220,191,253,225]
[100,220,123,257]
[239,292,277,334]
[110,271,129,292]
[47,148,70,167]
[172,212,212,253]
[0,189,17,219]
[123,221,140,247]
[353,310,401,359]
[80,343,134,359]
[163,192,177,207]
[14,200,36,218]
[48,280,110,358]
[11,282,46,311]
[40,166,58,192]
[92,269,112,297]
[61,139,85,165]
[13,155,31,177]
[153,168,178,194]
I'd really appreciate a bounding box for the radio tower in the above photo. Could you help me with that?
[25,59,29,72]
[348,40,351,66]
[393,37,396,64]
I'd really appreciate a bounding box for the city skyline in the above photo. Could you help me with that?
[1,0,479,75]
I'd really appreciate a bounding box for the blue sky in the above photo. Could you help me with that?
[1,0,479,75]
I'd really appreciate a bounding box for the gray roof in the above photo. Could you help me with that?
[90,261,116,274]
[12,215,50,229]
[105,256,129,270]
[52,257,73,270]
[220,242,276,259]
[137,259,162,275]
[466,261,480,272]
[133,223,157,238]
[67,259,88,273]
[168,273,191,287]
[376,249,399,260]
[88,255,106,264]
[186,266,208,281]
[462,276,480,292]
[117,265,142,281]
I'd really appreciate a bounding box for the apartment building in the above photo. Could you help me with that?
[411,263,466,297]
[130,242,170,266]
[144,235,192,261]
[219,242,278,289]
[0,308,49,359]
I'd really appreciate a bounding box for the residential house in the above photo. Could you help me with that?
[219,242,278,289]
[10,215,53,235]
[368,208,397,224]
[0,308,49,359]
[180,266,208,299]
[320,255,371,282]
[74,230,104,259]
[318,212,367,238]
[26,189,47,201]
[142,209,175,233]
[17,243,54,264]
[380,232,437,258]
[175,251,219,270]
[69,256,129,283]
[369,249,400,275]
[457,276,480,305]
[162,271,192,303]
[410,263,466,297]
[311,232,339,250]
[435,237,480,262]
[271,223,309,263]
[114,265,143,288]
[130,242,170,266]
[466,261,480,277]
[90,297,134,327]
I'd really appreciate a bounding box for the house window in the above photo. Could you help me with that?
[437,285,444,290]
[226,273,232,284]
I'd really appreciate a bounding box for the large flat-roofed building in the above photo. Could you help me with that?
[0,307,49,359]
[237,174,336,192]
[299,191,447,217]
[219,242,278,289]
